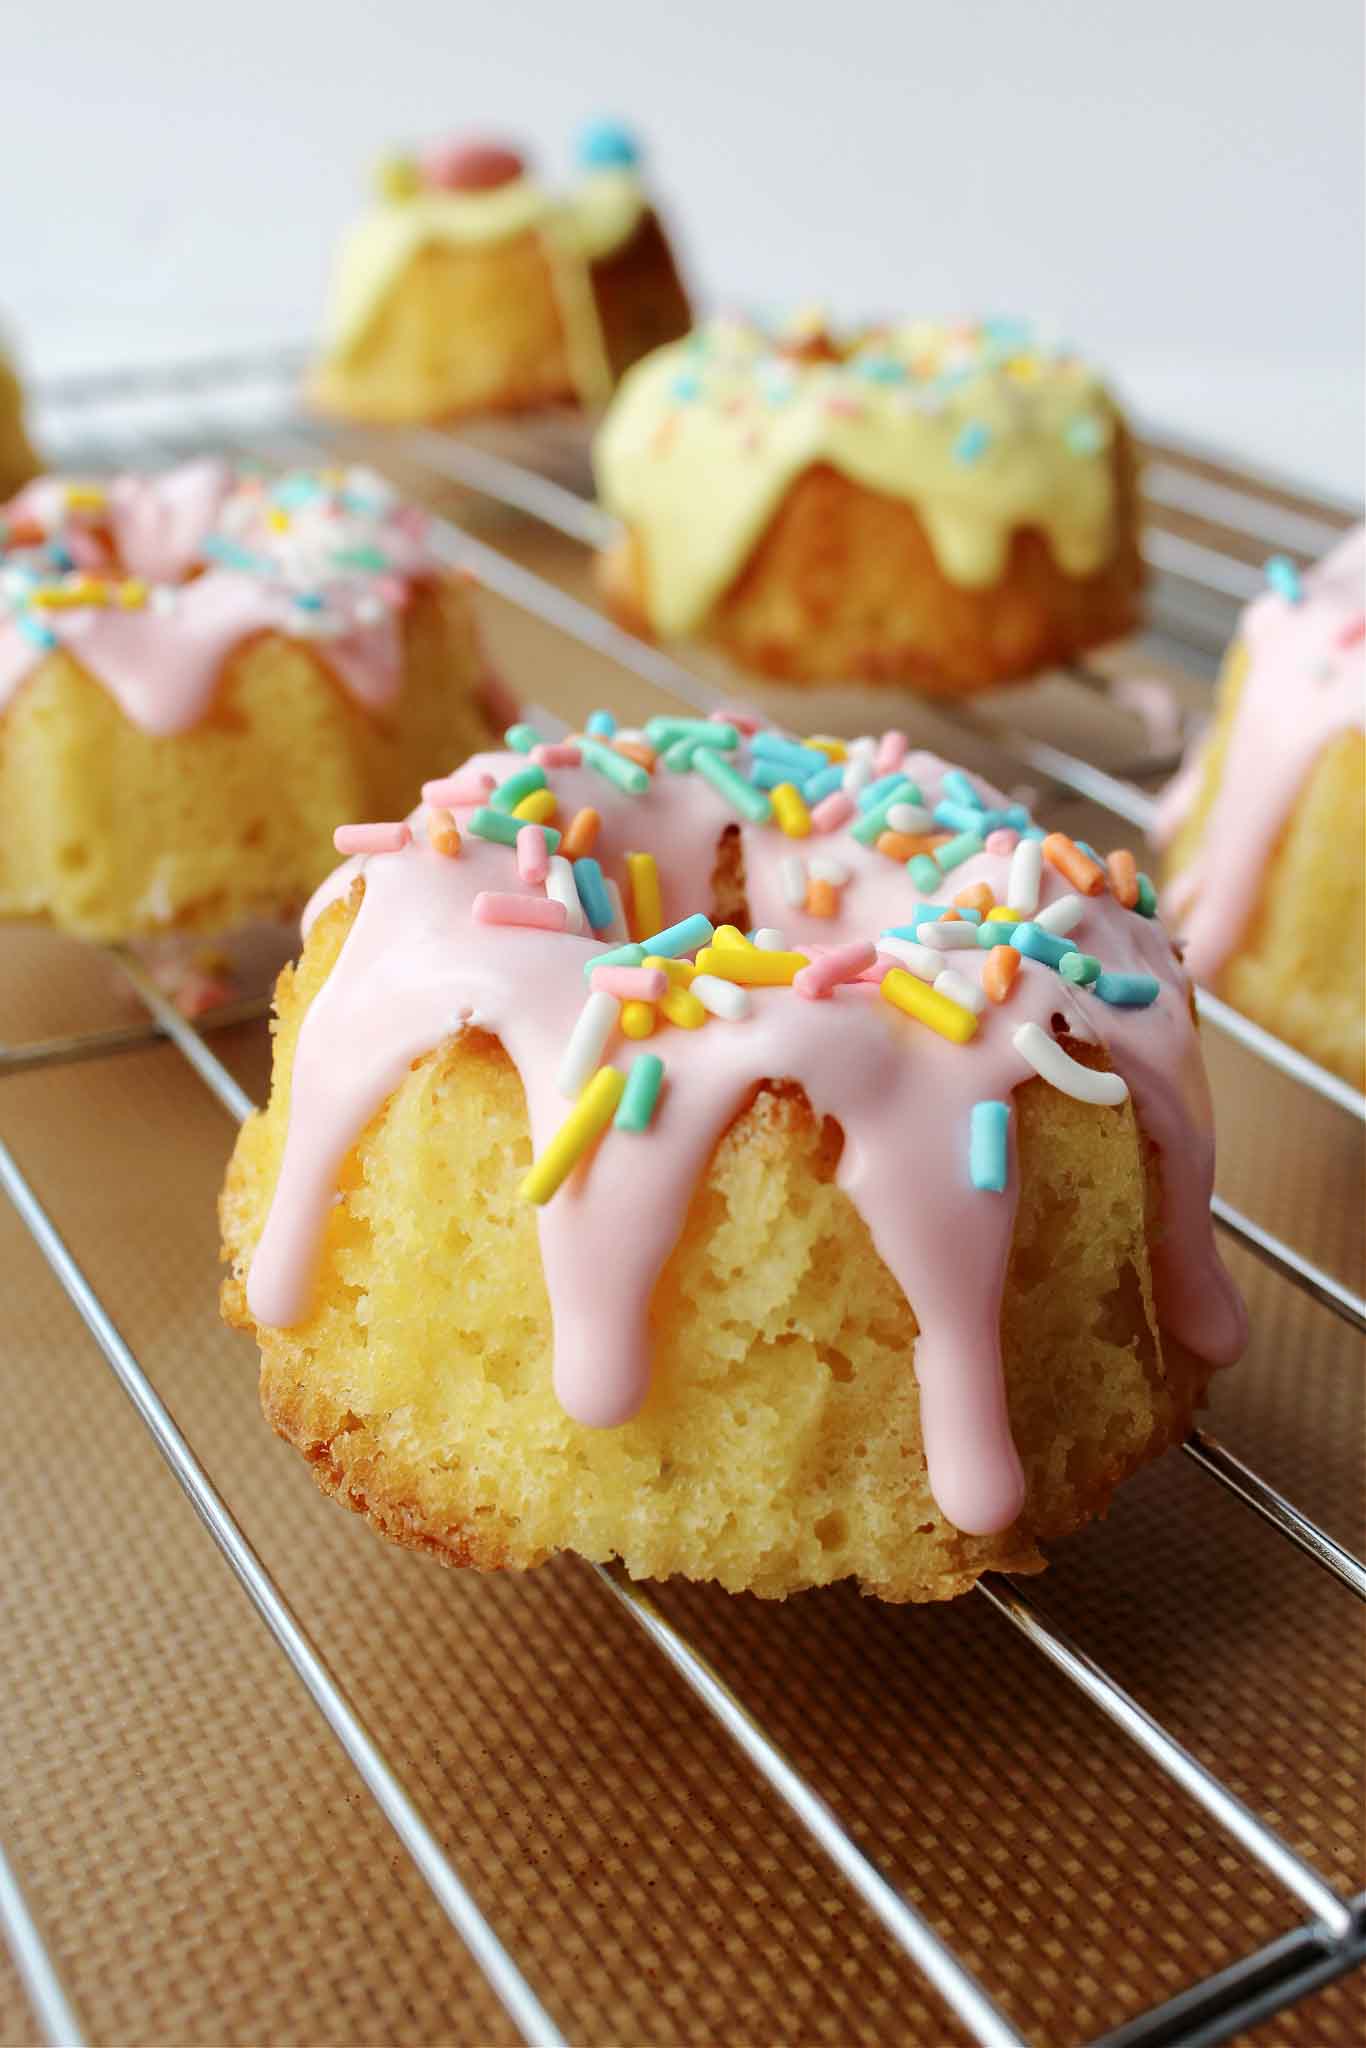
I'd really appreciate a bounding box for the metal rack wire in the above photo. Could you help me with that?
[4,346,1363,2048]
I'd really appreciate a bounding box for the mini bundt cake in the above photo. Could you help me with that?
[1157,531,1364,1089]
[595,313,1144,692]
[0,341,39,499]
[221,710,1245,1602]
[310,122,691,425]
[0,461,502,940]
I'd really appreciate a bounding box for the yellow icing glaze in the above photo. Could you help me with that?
[593,317,1126,637]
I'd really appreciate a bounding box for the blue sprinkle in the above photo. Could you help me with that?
[970,1101,1011,1193]
[1013,922,1074,969]
[1064,415,1106,457]
[17,614,57,650]
[982,314,1033,350]
[1265,555,1303,603]
[585,709,617,736]
[749,758,803,791]
[940,770,984,810]
[857,770,914,812]
[202,534,272,575]
[48,544,74,572]
[642,912,714,959]
[1094,971,1160,1008]
[1075,839,1102,864]
[575,118,641,170]
[934,800,990,834]
[1022,824,1048,841]
[954,422,992,464]
[272,474,324,510]
[572,857,615,933]
[751,732,828,772]
[292,591,325,611]
[670,372,703,403]
[850,779,917,844]
[802,764,845,803]
[852,354,907,384]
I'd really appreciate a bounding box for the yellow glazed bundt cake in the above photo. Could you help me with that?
[221,710,1245,1602]
[0,343,39,499]
[1157,530,1365,1089]
[595,314,1143,693]
[0,461,502,940]
[310,123,691,425]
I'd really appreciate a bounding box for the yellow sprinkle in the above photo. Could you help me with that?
[1006,355,1042,383]
[29,579,108,609]
[376,152,422,200]
[770,782,812,839]
[266,507,291,533]
[62,484,107,511]
[621,1000,657,1039]
[804,735,847,762]
[519,1066,625,1205]
[660,984,706,1030]
[626,851,663,941]
[880,968,979,1044]
[694,945,808,987]
[987,905,1030,922]
[711,925,751,951]
[513,789,558,825]
[115,579,148,609]
[644,954,695,986]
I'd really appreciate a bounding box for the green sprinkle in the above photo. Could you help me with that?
[330,544,390,572]
[935,830,986,873]
[489,764,548,813]
[584,942,646,981]
[978,919,1018,946]
[1135,873,1158,917]
[504,723,541,754]
[693,747,772,823]
[468,807,561,852]
[1058,951,1102,985]
[615,1053,665,1132]
[579,735,650,795]
[850,778,915,845]
[908,854,941,892]
[644,716,738,749]
[662,737,700,772]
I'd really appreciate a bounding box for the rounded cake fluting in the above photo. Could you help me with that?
[1156,530,1365,1089]
[221,708,1245,1601]
[594,314,1143,692]
[310,125,691,425]
[0,345,39,500]
[0,462,501,940]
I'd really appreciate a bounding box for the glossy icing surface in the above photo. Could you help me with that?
[0,462,442,736]
[593,316,1128,636]
[1157,527,1366,981]
[247,723,1245,1539]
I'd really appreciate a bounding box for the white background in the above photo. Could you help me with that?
[8,0,1363,497]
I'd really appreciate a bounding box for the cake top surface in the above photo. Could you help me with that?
[1158,526,1365,980]
[0,461,442,735]
[246,707,1246,1541]
[593,314,1128,635]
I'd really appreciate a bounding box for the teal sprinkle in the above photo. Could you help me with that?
[670,371,703,403]
[576,118,641,170]
[908,854,941,892]
[852,355,907,384]
[490,764,548,813]
[292,591,325,611]
[693,748,771,824]
[504,723,541,754]
[584,942,645,982]
[1064,415,1106,457]
[850,779,915,844]
[615,1053,665,1133]
[202,534,272,574]
[934,801,989,834]
[573,857,614,932]
[17,614,57,650]
[1013,923,1073,969]
[585,708,617,736]
[1095,971,1160,1008]
[857,770,913,812]
[941,770,984,809]
[954,422,992,464]
[934,829,986,873]
[579,735,650,796]
[977,919,1018,946]
[662,737,700,772]
[330,545,390,573]
[1075,839,1102,864]
[271,475,324,510]
[982,315,1033,350]
[1135,874,1158,917]
[644,716,738,749]
[1058,951,1102,985]
[1265,555,1303,603]
[468,807,560,853]
[803,764,845,802]
[969,1101,1011,1193]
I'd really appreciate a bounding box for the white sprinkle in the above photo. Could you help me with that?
[848,735,877,761]
[921,921,982,950]
[753,927,787,951]
[546,855,587,936]
[600,876,630,944]
[886,802,933,834]
[841,757,873,795]
[934,968,986,1014]
[780,855,808,907]
[354,594,385,625]
[807,855,850,886]
[876,937,940,979]
[557,990,620,1099]
[1034,891,1085,936]
[1008,838,1042,915]
[691,974,752,1020]
[1012,1021,1128,1105]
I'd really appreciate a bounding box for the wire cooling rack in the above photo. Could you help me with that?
[2,345,1363,2048]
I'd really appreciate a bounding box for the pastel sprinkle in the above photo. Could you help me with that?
[468,807,561,853]
[694,946,807,987]
[771,782,812,838]
[982,945,1021,1003]
[641,912,714,959]
[579,736,650,795]
[970,1101,1011,1192]
[693,747,773,823]
[591,965,668,1002]
[794,942,876,999]
[876,937,940,979]
[802,764,846,804]
[573,856,615,932]
[1008,838,1043,915]
[423,769,493,806]
[473,891,569,934]
[691,974,752,1020]
[887,801,934,834]
[645,955,696,985]
[954,422,991,463]
[1106,849,1139,909]
[1135,874,1158,917]
[513,789,558,826]
[752,928,787,951]
[1264,555,1303,603]
[561,808,601,860]
[874,730,909,775]
[520,1066,625,1204]
[660,983,707,1030]
[808,855,850,887]
[490,765,549,812]
[880,968,979,1044]
[1094,971,1161,1008]
[940,770,984,809]
[811,791,857,833]
[805,878,839,918]
[558,990,621,1098]
[985,829,1018,856]
[1033,892,1086,937]
[333,821,411,855]
[1042,831,1106,896]
[515,824,547,882]
[600,878,631,944]
[620,1001,657,1039]
[626,851,664,939]
[1013,1022,1128,1107]
[504,723,542,754]
[908,855,942,892]
[752,732,828,774]
[548,855,588,936]
[934,968,986,1014]
[584,942,645,981]
[1058,951,1102,985]
[922,921,982,952]
[615,1055,664,1132]
[428,809,462,858]
[780,855,808,907]
[858,771,915,813]
[934,830,985,873]
[1012,922,1074,969]
[585,709,617,735]
[851,779,916,844]
[530,743,582,768]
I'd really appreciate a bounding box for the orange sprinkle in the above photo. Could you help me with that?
[805,878,839,918]
[561,806,601,860]
[954,882,995,916]
[1106,848,1139,909]
[875,830,940,861]
[983,945,1021,1003]
[428,807,461,857]
[612,737,656,772]
[1042,831,1106,897]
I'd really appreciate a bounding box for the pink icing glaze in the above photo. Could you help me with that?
[1156,528,1365,983]
[248,736,1247,1539]
[0,462,444,737]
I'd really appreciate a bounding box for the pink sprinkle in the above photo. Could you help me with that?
[712,705,762,735]
[811,791,857,833]
[874,729,908,775]
[590,965,669,1001]
[825,394,862,418]
[985,828,1019,856]
[472,892,569,932]
[377,575,409,607]
[517,825,549,884]
[1338,615,1366,649]
[858,957,895,984]
[531,743,582,767]
[794,942,877,1001]
[333,821,411,855]
[422,769,494,806]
